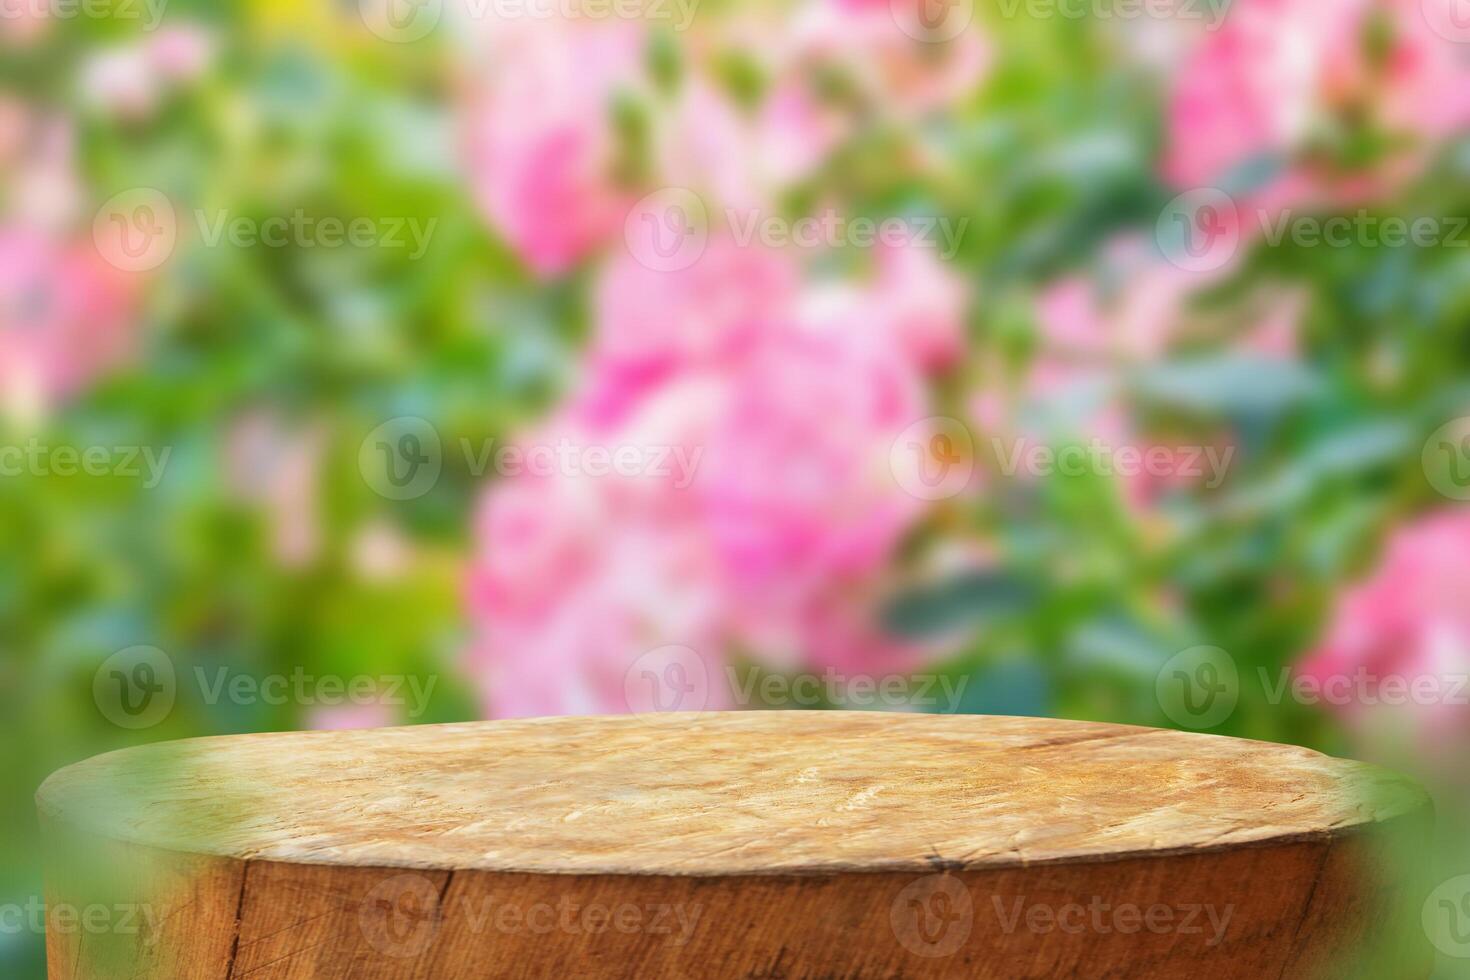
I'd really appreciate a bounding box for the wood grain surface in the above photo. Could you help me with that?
[37,712,1432,979]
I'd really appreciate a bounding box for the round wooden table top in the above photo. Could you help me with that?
[38,711,1425,876]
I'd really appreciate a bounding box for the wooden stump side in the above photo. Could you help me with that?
[38,712,1433,979]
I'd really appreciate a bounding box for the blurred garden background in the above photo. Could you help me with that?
[3,0,1470,974]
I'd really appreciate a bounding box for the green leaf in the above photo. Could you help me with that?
[1133,355,1324,418]
[883,570,1042,640]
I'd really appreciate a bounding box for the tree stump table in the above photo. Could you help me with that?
[38,712,1430,979]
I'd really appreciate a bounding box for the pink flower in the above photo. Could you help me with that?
[0,107,85,232]
[460,21,645,278]
[78,25,216,122]
[1163,0,1334,190]
[0,226,137,421]
[794,0,993,117]
[222,412,325,569]
[1298,510,1470,746]
[307,703,396,731]
[0,0,50,48]
[466,466,604,623]
[1371,0,1470,142]
[8,116,84,232]
[148,25,217,83]
[0,94,27,170]
[466,239,947,718]
[992,239,1298,511]
[697,312,926,615]
[1035,237,1229,364]
[791,590,933,676]
[587,237,798,402]
[1164,0,1470,201]
[1036,279,1108,360]
[465,426,729,718]
[653,80,824,212]
[80,48,161,121]
[1239,288,1306,360]
[350,520,415,583]
[654,76,850,208]
[659,0,991,199]
[865,242,969,373]
[654,82,758,210]
[752,79,852,186]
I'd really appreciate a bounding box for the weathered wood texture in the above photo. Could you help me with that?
[37,712,1431,978]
